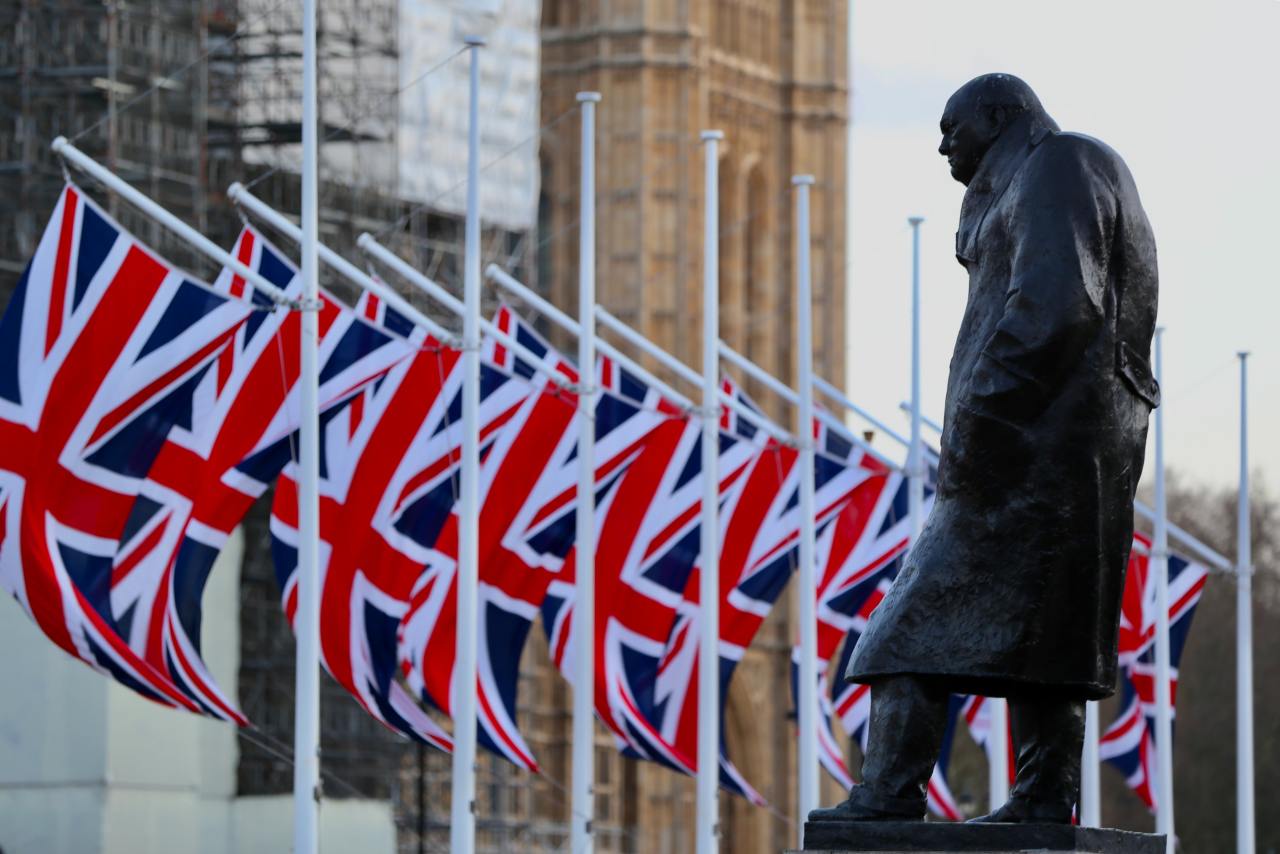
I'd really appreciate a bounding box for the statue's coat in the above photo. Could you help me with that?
[845,113,1160,700]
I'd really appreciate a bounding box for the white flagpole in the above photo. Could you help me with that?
[571,90,601,854]
[696,128,723,854]
[794,175,820,841]
[451,35,485,854]
[906,216,924,543]
[1236,351,1255,854]
[988,699,1009,810]
[292,0,321,849]
[1081,701,1101,826]
[1152,326,1174,851]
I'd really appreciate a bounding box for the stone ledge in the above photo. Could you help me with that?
[795,821,1163,853]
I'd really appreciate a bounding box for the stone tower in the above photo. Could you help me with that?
[536,2,850,850]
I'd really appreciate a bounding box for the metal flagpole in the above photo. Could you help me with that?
[1081,702,1101,826]
[487,263,791,448]
[1236,351,1255,854]
[451,35,485,854]
[1152,327,1174,851]
[486,264,800,452]
[593,305,787,443]
[571,90,601,854]
[822,379,915,452]
[696,129,723,854]
[906,216,924,543]
[988,699,1009,809]
[794,175,820,842]
[292,0,321,849]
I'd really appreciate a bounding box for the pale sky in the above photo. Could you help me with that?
[844,0,1279,493]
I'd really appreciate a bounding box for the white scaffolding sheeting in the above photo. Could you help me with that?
[398,0,541,230]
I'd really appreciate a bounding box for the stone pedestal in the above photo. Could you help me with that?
[794,821,1164,853]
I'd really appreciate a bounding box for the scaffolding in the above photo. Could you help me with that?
[228,0,536,312]
[0,0,242,281]
[0,1,593,849]
[223,0,543,828]
[234,0,398,190]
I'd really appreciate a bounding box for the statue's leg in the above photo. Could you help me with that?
[1008,696,1085,817]
[809,675,948,822]
[971,695,1084,823]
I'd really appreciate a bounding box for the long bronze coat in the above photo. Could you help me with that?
[845,115,1160,700]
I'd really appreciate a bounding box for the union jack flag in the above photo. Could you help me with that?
[110,228,414,724]
[1100,534,1207,812]
[453,326,680,770]
[273,298,529,751]
[494,348,674,659]
[540,379,766,796]
[0,184,253,710]
[396,305,588,769]
[656,400,881,802]
[534,355,684,676]
[800,468,962,819]
[397,305,680,770]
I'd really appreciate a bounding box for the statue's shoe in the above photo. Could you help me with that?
[968,799,1072,824]
[808,789,925,823]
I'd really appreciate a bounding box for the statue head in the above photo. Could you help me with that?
[938,73,1055,186]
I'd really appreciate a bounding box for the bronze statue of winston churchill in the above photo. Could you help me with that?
[812,73,1160,825]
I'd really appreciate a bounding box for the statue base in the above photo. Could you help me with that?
[794,821,1163,853]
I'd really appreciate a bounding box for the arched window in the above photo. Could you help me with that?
[536,155,553,299]
[717,153,742,349]
[743,164,770,368]
[736,161,784,414]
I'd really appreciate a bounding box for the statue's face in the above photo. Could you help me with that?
[938,93,1002,186]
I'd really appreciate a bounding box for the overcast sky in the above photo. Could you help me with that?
[844,0,1279,493]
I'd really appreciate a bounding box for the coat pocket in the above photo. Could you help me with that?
[942,402,1035,503]
[1115,341,1161,408]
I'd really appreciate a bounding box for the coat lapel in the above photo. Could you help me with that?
[956,121,1051,267]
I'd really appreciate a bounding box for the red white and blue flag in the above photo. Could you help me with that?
[272,298,528,751]
[541,379,766,796]
[800,468,963,819]
[658,402,880,802]
[495,349,675,674]
[1100,533,1208,812]
[110,227,413,724]
[463,329,680,770]
[397,305,682,770]
[0,184,253,710]
[395,305,580,769]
